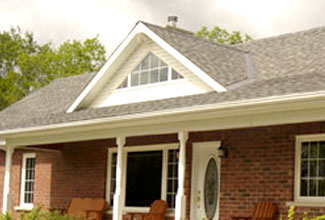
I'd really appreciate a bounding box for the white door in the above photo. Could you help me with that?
[190,141,221,220]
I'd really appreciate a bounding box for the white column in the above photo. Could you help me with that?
[2,146,15,214]
[175,131,188,220]
[113,136,125,220]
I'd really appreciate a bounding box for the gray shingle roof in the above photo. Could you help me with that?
[145,22,250,86]
[1,23,325,132]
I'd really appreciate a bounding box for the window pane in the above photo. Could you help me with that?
[150,54,159,69]
[159,59,167,67]
[310,179,317,196]
[118,78,128,89]
[171,69,183,80]
[140,71,149,85]
[301,142,309,159]
[159,68,168,82]
[125,151,162,207]
[310,161,317,177]
[150,69,159,83]
[131,73,139,86]
[301,161,308,177]
[320,142,325,158]
[141,55,150,70]
[311,142,318,159]
[319,180,325,196]
[319,160,325,177]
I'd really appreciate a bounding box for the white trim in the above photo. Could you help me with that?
[19,153,36,210]
[107,143,178,214]
[0,139,5,146]
[295,134,325,204]
[66,22,226,113]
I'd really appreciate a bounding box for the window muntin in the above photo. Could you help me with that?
[108,146,179,209]
[20,153,36,208]
[300,141,325,197]
[118,53,183,89]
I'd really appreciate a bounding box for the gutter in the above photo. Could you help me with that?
[2,90,325,136]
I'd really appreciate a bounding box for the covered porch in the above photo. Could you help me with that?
[2,100,325,219]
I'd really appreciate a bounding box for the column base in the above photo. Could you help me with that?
[175,193,186,220]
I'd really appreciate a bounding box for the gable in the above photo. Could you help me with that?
[67,22,228,113]
[85,39,213,108]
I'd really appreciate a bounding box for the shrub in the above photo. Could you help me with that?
[0,206,83,220]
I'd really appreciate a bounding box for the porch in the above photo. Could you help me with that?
[2,121,325,219]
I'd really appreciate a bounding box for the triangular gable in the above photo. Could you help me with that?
[67,21,227,113]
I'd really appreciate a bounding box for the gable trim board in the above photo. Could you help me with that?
[66,21,227,113]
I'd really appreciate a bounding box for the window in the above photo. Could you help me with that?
[107,145,179,209]
[296,136,325,202]
[167,149,179,208]
[126,151,163,207]
[118,53,183,89]
[20,153,36,208]
[109,153,117,205]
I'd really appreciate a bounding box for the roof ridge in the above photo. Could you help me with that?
[239,25,325,46]
[141,21,249,54]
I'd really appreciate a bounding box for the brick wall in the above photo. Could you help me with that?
[3,122,325,219]
[189,122,325,220]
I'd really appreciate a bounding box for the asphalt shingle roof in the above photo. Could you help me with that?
[1,23,325,132]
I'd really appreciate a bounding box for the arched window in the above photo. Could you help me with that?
[118,53,183,89]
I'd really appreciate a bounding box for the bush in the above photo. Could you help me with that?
[282,206,325,220]
[1,206,83,220]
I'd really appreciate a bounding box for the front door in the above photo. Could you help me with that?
[191,141,220,220]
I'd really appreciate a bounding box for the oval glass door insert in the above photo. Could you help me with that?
[204,158,218,220]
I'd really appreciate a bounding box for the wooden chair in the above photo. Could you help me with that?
[50,197,107,220]
[232,202,276,220]
[124,200,168,220]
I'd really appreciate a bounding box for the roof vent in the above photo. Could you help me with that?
[167,16,178,27]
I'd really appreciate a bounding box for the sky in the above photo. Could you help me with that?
[1,0,325,55]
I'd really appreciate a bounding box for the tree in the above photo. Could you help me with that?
[195,26,252,45]
[0,27,106,110]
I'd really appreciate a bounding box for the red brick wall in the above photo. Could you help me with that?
[3,122,325,219]
[189,122,325,220]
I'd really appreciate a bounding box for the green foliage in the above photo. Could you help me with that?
[0,26,106,110]
[195,26,252,45]
[288,205,295,220]
[0,212,12,220]
[18,206,83,220]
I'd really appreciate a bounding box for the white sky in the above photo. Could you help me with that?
[1,0,325,55]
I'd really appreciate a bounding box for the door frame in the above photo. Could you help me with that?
[190,141,221,220]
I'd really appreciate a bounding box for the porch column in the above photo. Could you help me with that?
[113,136,126,220]
[175,131,188,220]
[2,146,15,214]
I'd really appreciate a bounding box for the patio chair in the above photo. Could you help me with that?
[51,197,107,220]
[124,200,168,220]
[232,201,276,220]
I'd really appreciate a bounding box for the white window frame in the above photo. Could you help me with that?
[295,134,325,204]
[106,143,178,214]
[19,153,36,210]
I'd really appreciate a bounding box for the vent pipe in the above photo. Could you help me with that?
[168,16,178,27]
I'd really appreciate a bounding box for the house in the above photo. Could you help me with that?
[1,17,325,220]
